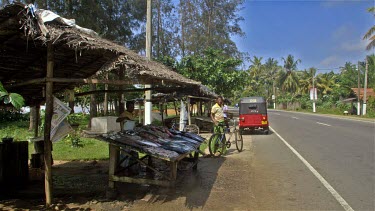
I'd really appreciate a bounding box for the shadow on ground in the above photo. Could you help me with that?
[0,153,226,210]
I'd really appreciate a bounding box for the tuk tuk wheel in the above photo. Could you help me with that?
[264,127,270,135]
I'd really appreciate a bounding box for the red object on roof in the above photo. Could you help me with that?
[351,88,375,101]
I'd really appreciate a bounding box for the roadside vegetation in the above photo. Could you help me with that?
[0,112,109,160]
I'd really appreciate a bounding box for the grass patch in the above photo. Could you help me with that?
[0,121,34,141]
[50,138,108,160]
[1,120,109,161]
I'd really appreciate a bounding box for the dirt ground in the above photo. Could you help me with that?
[0,133,256,211]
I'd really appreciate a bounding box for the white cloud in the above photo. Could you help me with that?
[332,25,350,40]
[319,55,340,66]
[320,0,360,8]
[340,40,367,52]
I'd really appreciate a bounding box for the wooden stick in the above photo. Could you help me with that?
[44,41,54,206]
[34,105,40,138]
[108,145,120,189]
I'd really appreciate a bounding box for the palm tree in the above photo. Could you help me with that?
[316,72,338,95]
[248,56,264,95]
[299,67,317,95]
[249,56,263,78]
[279,54,301,93]
[264,58,279,99]
[363,7,375,50]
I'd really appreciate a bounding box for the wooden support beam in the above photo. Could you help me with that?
[118,67,125,115]
[34,105,40,138]
[48,78,133,85]
[104,73,109,115]
[187,95,215,101]
[187,97,191,125]
[108,145,120,189]
[110,175,171,187]
[193,151,199,171]
[170,161,177,181]
[4,78,46,88]
[44,41,54,205]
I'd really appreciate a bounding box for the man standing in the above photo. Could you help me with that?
[211,96,225,126]
[210,96,227,156]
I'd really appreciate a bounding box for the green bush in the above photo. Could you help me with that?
[0,110,28,123]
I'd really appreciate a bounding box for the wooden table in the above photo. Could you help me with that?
[105,140,200,190]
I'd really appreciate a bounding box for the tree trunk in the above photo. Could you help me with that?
[180,0,185,57]
[156,0,161,58]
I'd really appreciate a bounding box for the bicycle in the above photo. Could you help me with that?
[208,119,243,156]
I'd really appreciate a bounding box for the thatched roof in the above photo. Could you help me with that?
[0,3,201,105]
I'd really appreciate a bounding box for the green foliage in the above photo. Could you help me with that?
[0,121,33,141]
[0,110,28,123]
[66,113,89,126]
[363,6,375,50]
[0,82,25,109]
[64,132,83,148]
[178,0,245,57]
[177,48,246,98]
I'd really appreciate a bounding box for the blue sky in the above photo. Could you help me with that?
[233,0,374,73]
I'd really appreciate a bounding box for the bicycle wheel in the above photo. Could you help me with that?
[208,134,226,156]
[235,129,243,152]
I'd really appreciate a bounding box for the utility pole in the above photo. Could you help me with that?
[357,62,361,116]
[363,57,368,115]
[273,81,276,109]
[144,0,152,125]
[312,73,316,113]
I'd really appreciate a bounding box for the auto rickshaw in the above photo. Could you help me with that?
[238,97,269,134]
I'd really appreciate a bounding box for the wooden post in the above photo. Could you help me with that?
[44,41,54,206]
[363,58,368,115]
[118,68,124,116]
[193,151,199,170]
[108,145,119,189]
[68,89,74,114]
[34,105,40,138]
[89,82,97,128]
[104,72,109,115]
[357,62,361,115]
[170,161,177,181]
[174,101,178,115]
[187,97,191,125]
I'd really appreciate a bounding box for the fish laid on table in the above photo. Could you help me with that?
[173,135,200,145]
[181,132,205,142]
[143,146,179,159]
[136,139,161,147]
[162,142,196,154]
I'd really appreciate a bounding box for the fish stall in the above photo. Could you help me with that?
[97,125,205,188]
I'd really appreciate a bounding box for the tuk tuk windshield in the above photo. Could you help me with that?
[240,103,267,114]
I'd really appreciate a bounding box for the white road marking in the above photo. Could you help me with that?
[270,126,354,211]
[275,109,374,124]
[273,113,281,115]
[316,122,331,127]
[292,116,299,119]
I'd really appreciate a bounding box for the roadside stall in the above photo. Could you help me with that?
[0,3,202,204]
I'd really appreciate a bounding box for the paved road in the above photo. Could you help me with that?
[251,110,374,210]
